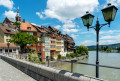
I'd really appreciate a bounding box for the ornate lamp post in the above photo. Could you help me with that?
[7,42,10,56]
[81,3,118,78]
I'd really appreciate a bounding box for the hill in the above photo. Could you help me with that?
[75,43,120,49]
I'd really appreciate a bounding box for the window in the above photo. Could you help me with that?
[6,29,11,32]
[43,48,45,51]
[27,27,31,30]
[13,49,16,51]
[27,32,33,35]
[57,43,61,45]
[39,48,41,52]
[0,49,2,53]
[41,28,44,31]
[42,43,45,46]
[45,42,49,46]
[51,45,55,48]
[5,49,8,53]
[45,48,50,51]
[33,48,36,51]
[56,46,61,49]
[9,49,12,52]
[38,43,41,46]
[6,34,8,37]
[51,41,55,43]
[6,39,9,42]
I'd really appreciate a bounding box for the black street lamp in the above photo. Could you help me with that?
[7,43,10,56]
[81,3,118,78]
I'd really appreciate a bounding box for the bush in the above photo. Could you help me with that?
[70,53,75,58]
[66,54,71,58]
[77,54,82,57]
[57,55,61,59]
[28,52,41,64]
[50,56,54,60]
[61,56,66,59]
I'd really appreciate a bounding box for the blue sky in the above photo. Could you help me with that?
[0,0,120,46]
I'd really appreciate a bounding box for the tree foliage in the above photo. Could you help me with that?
[76,45,88,55]
[9,32,38,52]
[13,21,21,26]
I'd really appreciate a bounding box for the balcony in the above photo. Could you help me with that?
[56,49,61,51]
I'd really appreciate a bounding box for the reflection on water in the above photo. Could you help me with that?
[57,51,120,81]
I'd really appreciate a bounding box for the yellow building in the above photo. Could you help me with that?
[0,25,14,43]
[54,36,62,59]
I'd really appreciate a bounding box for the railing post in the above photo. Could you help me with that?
[71,60,73,73]
[71,60,77,73]
[48,57,50,67]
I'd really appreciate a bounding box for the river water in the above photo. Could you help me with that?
[57,51,120,81]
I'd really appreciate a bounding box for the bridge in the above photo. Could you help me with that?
[0,55,105,81]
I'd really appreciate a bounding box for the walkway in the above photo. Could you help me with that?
[0,59,36,81]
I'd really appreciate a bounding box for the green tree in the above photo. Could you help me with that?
[9,32,38,53]
[76,45,88,55]
[13,21,21,31]
[0,22,4,25]
[13,21,21,26]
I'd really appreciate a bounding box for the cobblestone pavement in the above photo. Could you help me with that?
[0,59,36,81]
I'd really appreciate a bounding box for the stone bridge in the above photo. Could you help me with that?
[0,55,105,81]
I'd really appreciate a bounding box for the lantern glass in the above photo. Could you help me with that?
[101,3,118,22]
[81,12,94,27]
[89,15,94,26]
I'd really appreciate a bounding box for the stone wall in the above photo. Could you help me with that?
[49,55,88,67]
[0,55,105,81]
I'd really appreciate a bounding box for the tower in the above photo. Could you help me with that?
[15,7,21,22]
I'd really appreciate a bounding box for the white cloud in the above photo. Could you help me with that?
[4,10,16,19]
[63,22,75,28]
[41,0,99,23]
[0,0,14,9]
[81,40,94,46]
[100,30,120,34]
[71,34,79,39]
[106,0,120,6]
[62,28,79,34]
[54,25,61,29]
[36,12,44,19]
[100,35,120,40]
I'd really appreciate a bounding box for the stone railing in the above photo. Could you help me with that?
[0,55,105,81]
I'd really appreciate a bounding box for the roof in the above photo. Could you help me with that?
[7,18,16,23]
[48,26,58,31]
[0,25,14,34]
[32,25,47,33]
[0,43,18,48]
[20,21,37,32]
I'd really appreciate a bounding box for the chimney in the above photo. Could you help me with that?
[23,19,25,23]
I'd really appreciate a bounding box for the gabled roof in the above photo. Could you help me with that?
[48,26,59,31]
[7,18,16,22]
[20,21,37,32]
[0,43,18,48]
[0,25,14,34]
[32,25,47,33]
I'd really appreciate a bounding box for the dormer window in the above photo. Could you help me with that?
[27,27,31,30]
[6,29,11,32]
[41,28,44,31]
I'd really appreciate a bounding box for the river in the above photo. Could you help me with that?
[57,51,120,81]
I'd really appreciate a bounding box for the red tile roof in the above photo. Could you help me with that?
[0,43,18,48]
[20,21,37,32]
[0,25,14,34]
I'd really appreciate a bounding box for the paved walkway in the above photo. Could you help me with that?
[0,59,36,81]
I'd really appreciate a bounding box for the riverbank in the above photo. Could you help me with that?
[48,55,88,67]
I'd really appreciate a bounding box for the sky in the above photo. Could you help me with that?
[0,0,120,46]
